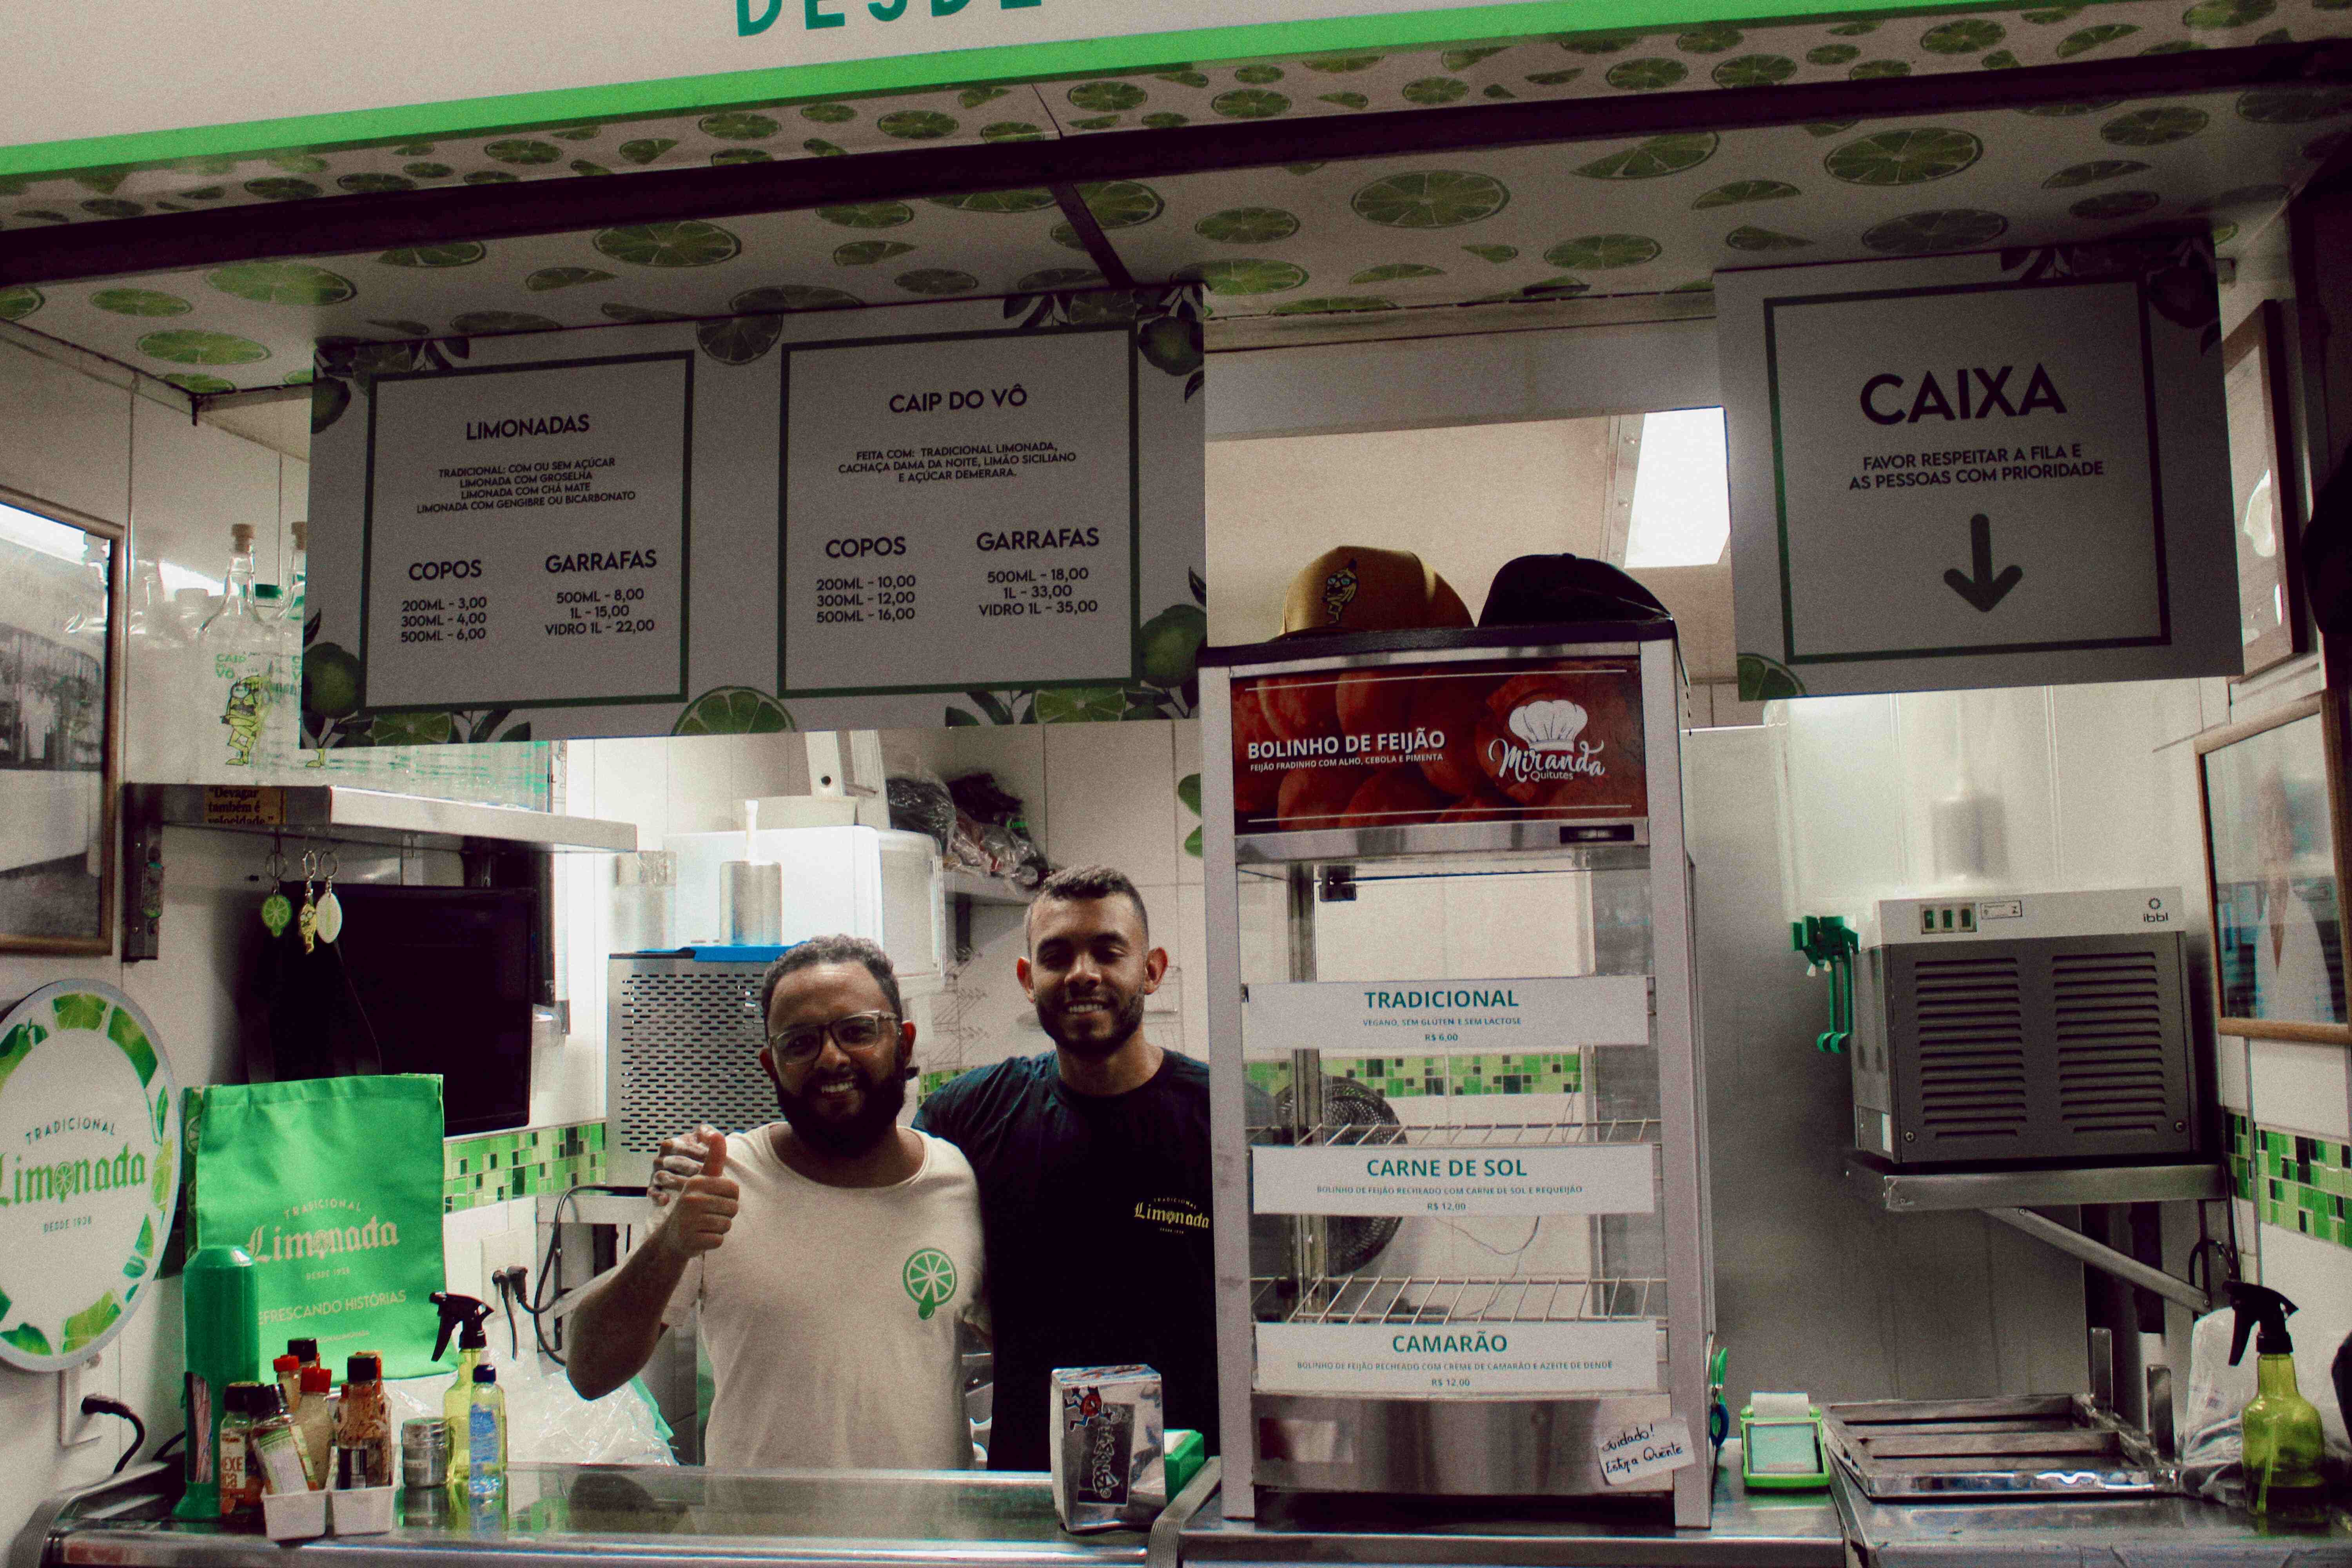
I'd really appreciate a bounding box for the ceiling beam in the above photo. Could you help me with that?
[4,39,2347,289]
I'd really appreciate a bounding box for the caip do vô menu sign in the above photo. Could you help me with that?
[1718,238,2239,699]
[305,289,1206,745]
[1230,658,1648,837]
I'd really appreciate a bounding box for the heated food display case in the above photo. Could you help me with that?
[1200,623,1714,1526]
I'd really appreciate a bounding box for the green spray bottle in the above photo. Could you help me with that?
[2227,1283,2327,1512]
[430,1293,493,1488]
[175,1247,260,1521]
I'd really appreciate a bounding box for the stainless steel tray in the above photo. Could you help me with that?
[1821,1395,2177,1499]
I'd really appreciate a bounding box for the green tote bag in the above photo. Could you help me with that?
[187,1076,445,1377]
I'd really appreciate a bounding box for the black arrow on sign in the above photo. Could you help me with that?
[1944,513,2023,612]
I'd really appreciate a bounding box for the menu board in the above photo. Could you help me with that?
[780,328,1132,695]
[363,352,690,711]
[1230,657,1648,837]
[306,291,1205,742]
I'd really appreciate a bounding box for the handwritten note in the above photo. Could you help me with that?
[1595,1415,1697,1486]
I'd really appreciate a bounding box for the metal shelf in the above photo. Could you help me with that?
[1842,1152,2229,1213]
[123,782,636,851]
[941,869,1033,907]
[1253,1118,1661,1148]
[1254,1274,1667,1325]
[122,782,636,961]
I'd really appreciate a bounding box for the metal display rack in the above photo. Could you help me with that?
[1200,622,1713,1527]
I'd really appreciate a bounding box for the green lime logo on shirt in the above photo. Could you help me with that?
[902,1248,958,1320]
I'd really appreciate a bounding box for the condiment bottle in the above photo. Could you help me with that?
[273,1353,304,1416]
[293,1367,335,1489]
[248,1385,312,1497]
[218,1383,260,1518]
[334,1352,394,1489]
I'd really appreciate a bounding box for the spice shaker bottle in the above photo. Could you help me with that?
[333,1352,394,1488]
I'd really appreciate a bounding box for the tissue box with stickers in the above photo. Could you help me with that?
[1050,1365,1165,1533]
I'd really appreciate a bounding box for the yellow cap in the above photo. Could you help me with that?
[1279,546,1473,637]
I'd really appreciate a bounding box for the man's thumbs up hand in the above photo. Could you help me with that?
[655,1124,739,1262]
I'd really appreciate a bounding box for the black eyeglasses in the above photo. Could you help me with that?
[766,1010,899,1067]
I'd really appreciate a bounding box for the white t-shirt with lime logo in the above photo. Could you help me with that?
[663,1125,983,1470]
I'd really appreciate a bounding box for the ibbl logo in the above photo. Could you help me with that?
[1486,699,1607,785]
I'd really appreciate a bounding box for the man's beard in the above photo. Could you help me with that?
[1037,985,1146,1061]
[775,1054,909,1156]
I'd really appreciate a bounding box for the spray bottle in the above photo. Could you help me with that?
[431,1292,494,1487]
[2228,1283,2326,1511]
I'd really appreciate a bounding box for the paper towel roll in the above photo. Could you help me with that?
[1750,1391,1812,1419]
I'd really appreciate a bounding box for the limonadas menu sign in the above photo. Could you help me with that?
[306,291,1206,742]
[0,983,180,1372]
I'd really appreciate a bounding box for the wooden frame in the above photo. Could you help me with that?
[2196,691,2351,1044]
[2225,301,2310,681]
[0,484,123,956]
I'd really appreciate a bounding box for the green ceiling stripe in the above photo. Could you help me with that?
[0,0,2047,180]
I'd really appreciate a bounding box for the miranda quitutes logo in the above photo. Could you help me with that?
[1490,699,1607,782]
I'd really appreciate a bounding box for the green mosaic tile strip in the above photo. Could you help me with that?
[443,1122,604,1214]
[1243,1054,1585,1100]
[2225,1110,2351,1252]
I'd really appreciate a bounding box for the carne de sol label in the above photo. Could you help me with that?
[0,982,179,1371]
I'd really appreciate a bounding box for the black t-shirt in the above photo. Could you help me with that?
[914,1049,1217,1471]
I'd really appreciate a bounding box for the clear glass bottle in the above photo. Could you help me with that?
[278,521,307,627]
[218,1382,260,1517]
[197,525,281,779]
[248,1384,312,1496]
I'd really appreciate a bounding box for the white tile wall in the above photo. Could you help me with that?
[2252,1225,2352,1452]
[2247,1040,2352,1142]
[2216,1034,2250,1113]
[0,343,314,1538]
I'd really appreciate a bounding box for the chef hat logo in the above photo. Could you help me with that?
[1507,699,1588,753]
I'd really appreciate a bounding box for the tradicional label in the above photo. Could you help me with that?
[1255,1320,1658,1397]
[1243,974,1648,1059]
[1596,1415,1697,1486]
[1252,1142,1653,1218]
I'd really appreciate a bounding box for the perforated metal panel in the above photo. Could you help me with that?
[607,956,779,1155]
[2053,947,2172,1138]
[1882,933,2195,1165]
[1911,954,2029,1143]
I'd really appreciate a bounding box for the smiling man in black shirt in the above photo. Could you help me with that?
[914,863,1218,1472]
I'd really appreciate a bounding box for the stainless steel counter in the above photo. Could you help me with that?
[1831,1463,2352,1565]
[1179,1443,1845,1568]
[17,1464,1172,1568]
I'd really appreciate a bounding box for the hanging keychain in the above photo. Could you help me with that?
[314,849,344,946]
[260,849,292,938]
[297,849,320,955]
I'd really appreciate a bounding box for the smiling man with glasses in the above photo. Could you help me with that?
[565,935,983,1470]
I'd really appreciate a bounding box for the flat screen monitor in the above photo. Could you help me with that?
[256,884,535,1136]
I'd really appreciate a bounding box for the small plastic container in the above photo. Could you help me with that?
[262,1490,327,1543]
[330,1485,395,1536]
